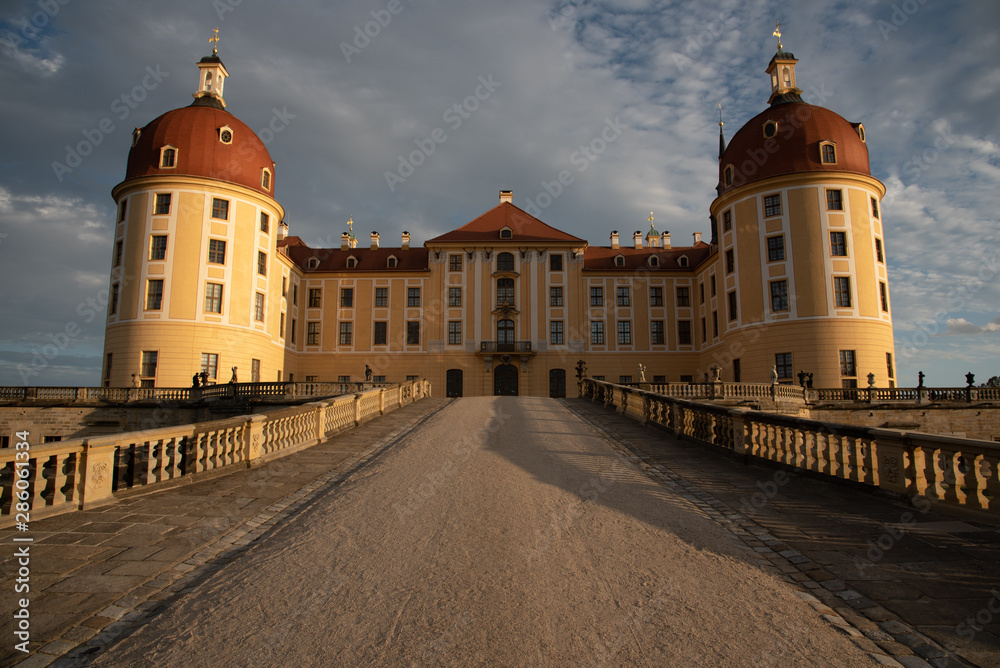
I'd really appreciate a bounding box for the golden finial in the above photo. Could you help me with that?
[772,21,783,51]
[209,28,220,55]
[648,211,655,228]
[718,101,723,128]
[347,217,353,233]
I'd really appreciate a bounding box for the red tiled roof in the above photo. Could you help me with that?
[427,202,586,243]
[583,243,714,271]
[279,237,429,272]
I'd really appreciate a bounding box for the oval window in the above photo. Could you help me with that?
[763,121,777,138]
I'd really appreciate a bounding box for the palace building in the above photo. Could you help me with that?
[101,37,895,397]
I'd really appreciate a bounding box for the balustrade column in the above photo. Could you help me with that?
[78,438,116,509]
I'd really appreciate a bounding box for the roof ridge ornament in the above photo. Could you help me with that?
[772,20,782,51]
[210,27,220,56]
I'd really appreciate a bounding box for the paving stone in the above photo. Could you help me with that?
[895,655,934,668]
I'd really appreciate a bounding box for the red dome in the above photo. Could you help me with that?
[720,102,869,192]
[124,104,275,195]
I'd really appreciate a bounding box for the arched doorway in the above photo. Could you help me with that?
[494,364,518,396]
[549,369,566,398]
[446,369,463,397]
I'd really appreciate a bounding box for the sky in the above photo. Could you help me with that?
[0,0,997,387]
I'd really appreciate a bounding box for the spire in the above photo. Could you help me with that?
[718,102,726,159]
[192,28,229,109]
[765,23,802,106]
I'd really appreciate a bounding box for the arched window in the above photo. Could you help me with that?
[261,169,271,190]
[649,255,659,267]
[308,257,320,269]
[497,319,515,345]
[820,142,837,164]
[160,147,176,168]
[678,256,689,268]
[614,255,625,267]
[496,278,514,306]
[724,165,734,187]
[499,227,513,239]
[346,256,357,268]
[387,256,398,268]
[782,67,791,87]
[205,72,213,91]
[497,252,515,272]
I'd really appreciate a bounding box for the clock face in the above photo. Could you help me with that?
[221,130,232,143]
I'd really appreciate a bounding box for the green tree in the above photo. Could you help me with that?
[984,375,1000,388]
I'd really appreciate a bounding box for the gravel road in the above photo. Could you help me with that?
[92,397,877,667]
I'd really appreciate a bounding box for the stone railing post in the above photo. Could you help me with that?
[245,414,267,466]
[669,403,682,436]
[314,402,327,441]
[379,389,386,415]
[868,428,912,496]
[640,394,651,425]
[78,439,116,510]
[730,409,749,458]
[616,388,627,415]
[354,393,362,426]
[398,384,404,407]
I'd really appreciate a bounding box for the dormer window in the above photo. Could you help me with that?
[855,123,866,142]
[499,227,513,239]
[387,256,398,268]
[308,257,320,269]
[678,255,689,268]
[648,255,659,268]
[820,141,837,164]
[261,168,271,190]
[346,256,357,268]
[132,128,142,147]
[159,146,177,168]
[219,126,233,144]
[614,255,625,267]
[762,121,778,138]
[724,165,734,187]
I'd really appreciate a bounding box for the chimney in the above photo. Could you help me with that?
[370,231,380,250]
[341,232,350,251]
[633,230,643,250]
[693,232,703,244]
[662,232,671,249]
[610,230,619,250]
[277,220,288,241]
[499,189,513,203]
[401,230,410,250]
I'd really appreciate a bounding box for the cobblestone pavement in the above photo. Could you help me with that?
[564,399,1000,668]
[0,398,451,667]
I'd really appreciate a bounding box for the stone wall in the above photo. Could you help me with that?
[0,405,210,446]
[805,405,1000,442]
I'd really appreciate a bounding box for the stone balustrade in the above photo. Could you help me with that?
[0,380,431,528]
[582,378,1000,516]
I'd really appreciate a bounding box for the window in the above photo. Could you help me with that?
[449,321,462,345]
[374,321,387,345]
[154,193,171,215]
[254,293,265,322]
[590,287,603,306]
[307,321,321,345]
[880,282,889,312]
[449,287,462,307]
[834,276,852,308]
[723,210,732,232]
[145,236,168,263]
[770,280,788,311]
[141,351,158,378]
[840,350,857,377]
[550,286,563,307]
[375,287,388,307]
[280,312,285,336]
[261,169,271,190]
[309,288,322,308]
[282,277,287,297]
[775,353,793,379]
[407,287,420,307]
[821,143,836,164]
[614,255,625,267]
[678,256,689,268]
[617,286,630,306]
[829,231,847,256]
[211,198,229,220]
[208,239,226,264]
[701,317,707,342]
[146,279,163,310]
[260,212,270,233]
[341,288,354,308]
[875,238,884,263]
[305,376,318,383]
[871,197,880,218]
[678,320,692,345]
[290,319,296,343]
[725,249,734,274]
[500,228,512,239]
[886,352,894,380]
[550,254,563,271]
[591,321,604,345]
[205,283,223,313]
[387,257,398,268]
[496,278,514,306]
[109,284,119,315]
[763,194,782,217]
[201,353,218,380]
[727,292,738,321]
[617,321,631,345]
[346,257,356,269]
[338,322,351,345]
[649,287,663,306]
[826,189,843,211]
[676,286,689,307]
[724,165,733,186]
[550,321,564,345]
[733,359,741,383]
[257,251,267,276]
[497,319,514,345]
[103,353,113,386]
[118,199,127,222]
[406,321,420,345]
[699,283,705,304]
[651,320,665,344]
[338,375,351,383]
[293,285,298,305]
[649,256,659,268]
[449,254,462,271]
[712,311,719,338]
[767,235,785,262]
[160,147,176,168]
[497,252,515,272]
[619,376,632,384]
[763,121,777,138]
[710,275,716,297]
[373,375,386,383]
[251,359,260,383]
[114,240,123,267]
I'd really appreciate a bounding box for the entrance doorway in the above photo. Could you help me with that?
[494,364,518,396]
[549,369,566,398]
[446,369,463,397]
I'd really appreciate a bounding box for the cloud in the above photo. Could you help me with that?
[943,316,1000,336]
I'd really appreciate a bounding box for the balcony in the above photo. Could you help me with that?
[479,341,533,354]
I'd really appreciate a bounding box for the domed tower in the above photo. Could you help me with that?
[102,42,287,387]
[708,32,895,388]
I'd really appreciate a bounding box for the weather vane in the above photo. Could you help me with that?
[648,211,655,228]
[347,217,354,233]
[209,28,220,55]
[773,21,782,51]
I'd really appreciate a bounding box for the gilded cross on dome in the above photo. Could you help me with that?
[347,217,354,233]
[209,28,220,55]
[648,211,655,228]
[772,21,783,51]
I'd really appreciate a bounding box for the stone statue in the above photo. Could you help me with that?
[770,365,778,384]
[867,372,876,388]
[192,373,200,388]
[365,364,372,382]
[230,366,238,383]
[797,370,807,387]
[917,371,925,388]
[199,370,208,386]
[131,373,139,388]
[637,363,646,383]
[806,373,814,388]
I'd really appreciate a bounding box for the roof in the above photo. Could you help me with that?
[583,243,714,271]
[427,202,586,244]
[279,237,429,272]
[719,102,870,193]
[123,104,274,195]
